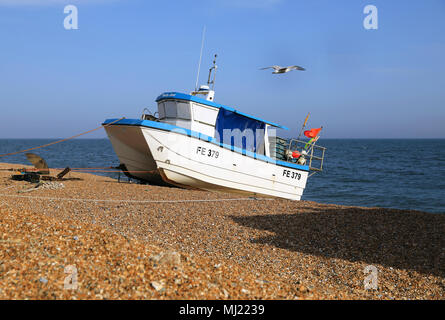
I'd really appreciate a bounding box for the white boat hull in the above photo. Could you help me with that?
[105,122,309,200]
[104,124,170,186]
[149,129,308,200]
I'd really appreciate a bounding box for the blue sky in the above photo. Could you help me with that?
[0,0,444,138]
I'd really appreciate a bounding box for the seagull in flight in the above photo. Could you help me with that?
[260,65,306,74]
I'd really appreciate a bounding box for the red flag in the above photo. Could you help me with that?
[292,151,301,158]
[304,128,322,139]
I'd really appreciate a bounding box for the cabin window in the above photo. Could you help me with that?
[158,102,165,119]
[164,101,177,118]
[177,102,191,119]
[157,100,191,120]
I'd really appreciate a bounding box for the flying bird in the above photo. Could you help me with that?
[260,65,306,74]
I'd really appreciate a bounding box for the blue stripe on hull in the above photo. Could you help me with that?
[103,118,309,172]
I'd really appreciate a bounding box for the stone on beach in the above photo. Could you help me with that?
[151,281,164,292]
[149,251,182,267]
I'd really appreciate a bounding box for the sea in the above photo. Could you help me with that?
[0,139,443,214]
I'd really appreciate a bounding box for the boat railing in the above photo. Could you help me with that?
[288,139,326,172]
[270,136,326,173]
[141,107,159,121]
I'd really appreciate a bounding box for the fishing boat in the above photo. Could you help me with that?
[103,56,325,200]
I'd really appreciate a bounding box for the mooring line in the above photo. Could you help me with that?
[0,185,16,192]
[0,194,274,203]
[0,117,125,158]
[0,167,156,174]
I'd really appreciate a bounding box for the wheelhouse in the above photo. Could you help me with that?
[153,91,287,158]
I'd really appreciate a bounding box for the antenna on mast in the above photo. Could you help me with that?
[207,54,218,90]
[195,26,206,92]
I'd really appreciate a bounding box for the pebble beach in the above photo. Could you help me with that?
[0,162,443,300]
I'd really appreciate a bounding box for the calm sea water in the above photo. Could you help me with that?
[0,139,443,213]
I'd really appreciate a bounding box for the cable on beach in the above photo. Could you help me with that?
[0,193,274,203]
[0,167,157,174]
[0,117,125,158]
[71,170,158,173]
[0,185,16,192]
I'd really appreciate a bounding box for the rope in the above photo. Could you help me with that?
[0,167,157,174]
[71,170,157,173]
[0,117,124,158]
[1,167,114,171]
[0,193,273,204]
[67,167,114,170]
[0,185,16,192]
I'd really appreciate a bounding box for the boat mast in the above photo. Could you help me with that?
[194,26,206,92]
[190,28,217,102]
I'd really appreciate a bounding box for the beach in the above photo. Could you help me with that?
[0,162,443,300]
